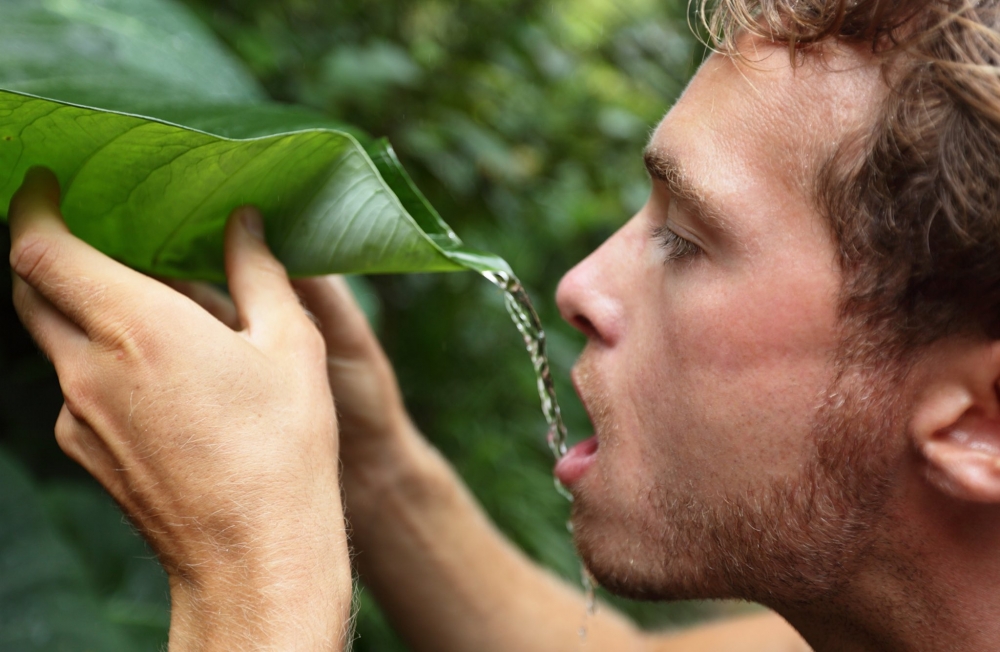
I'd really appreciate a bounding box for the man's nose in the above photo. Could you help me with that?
[555,229,626,347]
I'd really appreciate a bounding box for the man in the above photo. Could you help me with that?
[9,0,1000,648]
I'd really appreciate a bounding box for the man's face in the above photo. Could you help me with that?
[555,42,901,604]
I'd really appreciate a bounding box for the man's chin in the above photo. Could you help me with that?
[572,522,716,602]
[569,496,691,602]
[580,561,675,601]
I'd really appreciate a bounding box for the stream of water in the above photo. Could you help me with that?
[481,270,598,631]
[481,270,569,461]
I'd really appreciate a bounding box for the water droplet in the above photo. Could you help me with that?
[581,564,599,616]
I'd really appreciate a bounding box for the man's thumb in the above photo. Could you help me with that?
[224,206,302,339]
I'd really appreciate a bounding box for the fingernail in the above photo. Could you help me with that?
[24,166,46,183]
[24,165,57,190]
[240,206,265,241]
[9,167,59,223]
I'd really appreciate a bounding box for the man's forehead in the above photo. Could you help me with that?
[648,40,886,208]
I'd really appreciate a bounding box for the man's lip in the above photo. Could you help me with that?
[554,435,599,486]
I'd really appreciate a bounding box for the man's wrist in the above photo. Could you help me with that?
[168,553,352,651]
[165,501,353,651]
[341,417,433,498]
[342,423,465,557]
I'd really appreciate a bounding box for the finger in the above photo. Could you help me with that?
[11,275,88,366]
[8,167,165,341]
[7,167,62,235]
[293,275,380,359]
[224,206,307,338]
[54,403,139,518]
[8,166,65,250]
[163,279,240,330]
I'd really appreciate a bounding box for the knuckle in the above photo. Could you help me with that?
[9,234,58,286]
[88,294,161,365]
[302,323,327,359]
[97,315,156,364]
[60,371,97,417]
[291,313,326,355]
[269,313,326,367]
[11,276,32,316]
[53,413,84,461]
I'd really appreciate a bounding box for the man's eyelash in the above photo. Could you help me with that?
[651,225,701,261]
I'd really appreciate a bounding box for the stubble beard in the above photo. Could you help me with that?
[572,357,908,608]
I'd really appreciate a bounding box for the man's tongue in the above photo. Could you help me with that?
[554,435,598,486]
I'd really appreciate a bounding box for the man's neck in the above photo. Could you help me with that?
[781,490,1000,652]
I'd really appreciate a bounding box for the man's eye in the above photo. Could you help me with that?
[651,225,701,261]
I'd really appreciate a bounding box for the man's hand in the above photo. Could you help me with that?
[173,270,421,551]
[8,168,352,651]
[292,277,418,496]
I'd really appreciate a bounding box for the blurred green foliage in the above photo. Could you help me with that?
[0,0,747,649]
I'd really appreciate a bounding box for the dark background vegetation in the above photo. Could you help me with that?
[0,0,754,649]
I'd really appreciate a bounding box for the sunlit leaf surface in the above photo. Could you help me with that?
[0,0,510,281]
[0,90,512,281]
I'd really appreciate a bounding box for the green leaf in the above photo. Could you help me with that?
[0,89,511,282]
[0,448,160,651]
[43,481,170,649]
[0,0,511,281]
[0,0,263,110]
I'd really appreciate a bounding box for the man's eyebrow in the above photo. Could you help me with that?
[642,147,731,235]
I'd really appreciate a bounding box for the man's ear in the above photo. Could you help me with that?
[911,340,1000,503]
